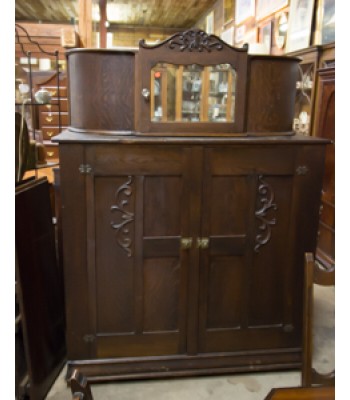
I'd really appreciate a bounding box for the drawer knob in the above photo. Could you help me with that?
[46,131,54,137]
[180,237,193,250]
[46,116,53,122]
[50,90,57,96]
[47,151,54,157]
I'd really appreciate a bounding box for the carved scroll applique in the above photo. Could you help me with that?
[168,29,224,52]
[254,175,278,253]
[110,176,134,257]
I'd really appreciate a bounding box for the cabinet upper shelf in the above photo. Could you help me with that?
[66,29,301,137]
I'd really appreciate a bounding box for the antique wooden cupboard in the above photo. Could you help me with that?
[287,43,335,268]
[54,30,329,381]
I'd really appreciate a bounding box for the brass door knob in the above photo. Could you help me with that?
[180,237,193,250]
[141,88,150,100]
[197,238,209,249]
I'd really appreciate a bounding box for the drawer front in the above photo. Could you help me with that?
[41,86,67,98]
[42,126,67,140]
[45,145,59,161]
[40,112,69,127]
[39,99,68,113]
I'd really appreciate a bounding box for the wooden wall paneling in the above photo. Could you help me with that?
[15,22,69,60]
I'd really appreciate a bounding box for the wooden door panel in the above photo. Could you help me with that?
[206,256,245,329]
[143,258,181,332]
[209,176,249,235]
[87,146,192,358]
[248,176,294,327]
[95,176,136,334]
[198,147,296,353]
[143,176,182,236]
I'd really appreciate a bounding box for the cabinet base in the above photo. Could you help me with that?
[66,349,301,382]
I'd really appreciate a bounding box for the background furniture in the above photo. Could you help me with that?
[264,386,335,400]
[70,370,94,400]
[288,43,335,270]
[287,43,335,137]
[302,253,335,387]
[15,177,66,399]
[55,30,329,382]
[15,23,66,181]
[34,71,68,165]
[312,67,335,270]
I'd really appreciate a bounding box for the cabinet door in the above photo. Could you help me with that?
[197,146,300,353]
[313,68,335,269]
[85,145,194,358]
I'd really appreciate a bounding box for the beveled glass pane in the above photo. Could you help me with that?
[151,63,236,123]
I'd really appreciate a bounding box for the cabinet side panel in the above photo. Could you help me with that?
[68,51,135,131]
[59,144,88,359]
[247,58,299,134]
[288,144,327,336]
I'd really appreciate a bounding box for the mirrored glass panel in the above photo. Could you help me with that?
[151,63,236,123]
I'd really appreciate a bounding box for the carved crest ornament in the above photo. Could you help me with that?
[140,29,225,52]
[168,29,224,52]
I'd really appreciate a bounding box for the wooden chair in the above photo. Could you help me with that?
[70,369,94,400]
[302,252,335,387]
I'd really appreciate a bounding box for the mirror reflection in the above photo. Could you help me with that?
[151,63,236,123]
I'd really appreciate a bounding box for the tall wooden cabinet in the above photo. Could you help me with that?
[287,43,335,136]
[55,30,329,381]
[34,72,68,164]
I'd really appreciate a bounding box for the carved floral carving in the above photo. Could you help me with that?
[168,29,224,52]
[110,176,134,257]
[254,175,278,252]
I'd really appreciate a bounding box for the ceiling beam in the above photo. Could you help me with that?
[78,0,92,47]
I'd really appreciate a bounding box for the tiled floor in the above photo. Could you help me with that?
[46,286,334,400]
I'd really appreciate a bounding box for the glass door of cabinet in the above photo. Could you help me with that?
[181,64,203,122]
[138,30,248,135]
[293,62,315,136]
[207,64,236,122]
[150,63,237,124]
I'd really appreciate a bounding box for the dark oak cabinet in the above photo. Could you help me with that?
[55,30,329,381]
[57,135,327,380]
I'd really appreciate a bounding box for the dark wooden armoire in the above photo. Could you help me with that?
[54,29,330,381]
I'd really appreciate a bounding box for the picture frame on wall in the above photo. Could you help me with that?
[206,11,214,34]
[256,0,289,20]
[223,0,235,24]
[314,0,335,45]
[235,24,246,44]
[259,20,272,53]
[235,0,255,25]
[286,0,315,52]
[221,26,235,46]
[243,28,258,46]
